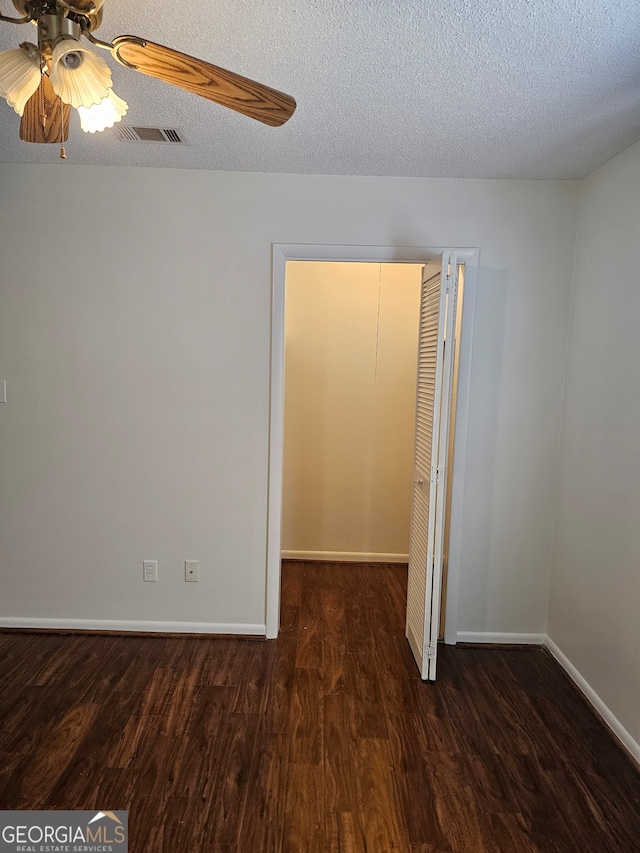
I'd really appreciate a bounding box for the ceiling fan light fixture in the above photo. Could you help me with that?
[78,88,127,133]
[3,0,296,152]
[0,44,41,116]
[50,39,112,109]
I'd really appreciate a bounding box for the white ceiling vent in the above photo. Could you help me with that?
[112,125,187,144]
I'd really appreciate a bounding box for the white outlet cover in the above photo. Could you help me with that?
[143,560,158,582]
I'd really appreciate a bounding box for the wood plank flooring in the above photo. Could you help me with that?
[1,560,639,852]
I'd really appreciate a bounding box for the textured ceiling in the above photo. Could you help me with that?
[0,0,639,179]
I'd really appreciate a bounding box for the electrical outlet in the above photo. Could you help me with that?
[143,560,158,582]
[185,560,199,582]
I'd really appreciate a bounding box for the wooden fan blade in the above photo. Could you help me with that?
[113,37,296,127]
[19,74,71,144]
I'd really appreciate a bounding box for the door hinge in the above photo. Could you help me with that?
[424,641,437,659]
[430,466,445,484]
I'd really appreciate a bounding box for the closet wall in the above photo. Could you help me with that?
[282,261,422,561]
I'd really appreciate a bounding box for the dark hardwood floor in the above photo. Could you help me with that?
[1,561,639,852]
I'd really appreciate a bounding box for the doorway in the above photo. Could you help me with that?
[281,260,423,564]
[266,245,479,644]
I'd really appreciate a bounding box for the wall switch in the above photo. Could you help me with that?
[143,560,158,582]
[0,381,6,403]
[185,560,199,582]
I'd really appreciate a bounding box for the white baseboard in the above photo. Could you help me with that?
[545,636,640,766]
[456,631,545,645]
[281,550,409,563]
[0,617,266,636]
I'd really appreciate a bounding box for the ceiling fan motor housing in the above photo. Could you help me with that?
[38,15,82,48]
[12,1,103,32]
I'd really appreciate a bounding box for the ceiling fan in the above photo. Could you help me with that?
[0,0,296,156]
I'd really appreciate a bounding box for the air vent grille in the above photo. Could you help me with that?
[163,128,183,143]
[112,125,187,144]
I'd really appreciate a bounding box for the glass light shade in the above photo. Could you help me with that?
[0,46,41,116]
[78,89,128,133]
[50,39,112,109]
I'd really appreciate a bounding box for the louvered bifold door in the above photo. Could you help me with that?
[406,255,456,680]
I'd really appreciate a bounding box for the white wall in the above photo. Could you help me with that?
[282,261,421,560]
[548,140,640,748]
[0,164,579,634]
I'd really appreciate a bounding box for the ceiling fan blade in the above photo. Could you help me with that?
[113,37,296,127]
[19,73,71,144]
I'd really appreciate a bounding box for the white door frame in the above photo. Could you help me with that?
[266,244,480,641]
